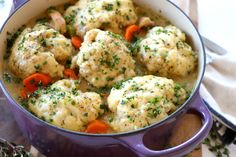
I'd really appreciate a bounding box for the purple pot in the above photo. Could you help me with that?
[0,0,212,156]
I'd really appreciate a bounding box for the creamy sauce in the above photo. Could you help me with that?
[2,0,197,133]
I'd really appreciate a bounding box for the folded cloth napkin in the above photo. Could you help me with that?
[201,47,236,127]
[201,46,236,156]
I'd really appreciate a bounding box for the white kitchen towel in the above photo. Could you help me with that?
[201,48,236,126]
[201,48,236,156]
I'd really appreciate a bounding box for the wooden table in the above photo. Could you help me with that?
[0,0,201,156]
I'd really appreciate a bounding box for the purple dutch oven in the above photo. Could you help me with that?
[0,0,212,156]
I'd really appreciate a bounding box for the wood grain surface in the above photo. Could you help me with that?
[0,97,30,148]
[0,0,201,157]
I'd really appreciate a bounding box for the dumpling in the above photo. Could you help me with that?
[28,79,104,131]
[72,29,136,87]
[107,75,187,132]
[64,0,137,37]
[136,25,197,77]
[9,24,74,79]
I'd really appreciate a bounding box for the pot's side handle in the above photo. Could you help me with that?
[13,0,27,10]
[118,92,213,157]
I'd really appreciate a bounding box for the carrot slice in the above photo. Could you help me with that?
[125,25,140,42]
[20,89,28,99]
[85,120,109,134]
[63,69,78,80]
[71,36,83,49]
[23,73,52,93]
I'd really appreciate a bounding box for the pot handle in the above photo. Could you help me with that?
[118,92,213,157]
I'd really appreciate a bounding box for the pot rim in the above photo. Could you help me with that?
[0,0,206,137]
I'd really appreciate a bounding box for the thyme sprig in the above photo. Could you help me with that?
[203,121,231,157]
[0,138,30,157]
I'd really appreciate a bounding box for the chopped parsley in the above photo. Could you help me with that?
[96,87,110,95]
[18,36,26,51]
[107,31,123,40]
[176,41,185,49]
[120,100,127,105]
[131,83,142,91]
[39,38,47,47]
[103,3,114,11]
[47,6,56,13]
[174,83,183,99]
[144,45,151,52]
[108,117,113,123]
[106,77,114,81]
[3,73,12,83]
[101,22,110,29]
[65,59,72,68]
[66,25,76,36]
[6,25,26,49]
[148,97,160,104]
[112,80,125,89]
[100,104,108,112]
[43,61,48,65]
[5,25,26,59]
[99,54,120,68]
[20,99,29,108]
[156,28,163,34]
[148,106,162,118]
[34,64,41,71]
[3,73,21,84]
[29,79,35,85]
[64,9,79,25]
[174,83,182,91]
[127,115,134,122]
[36,81,43,87]
[111,55,120,66]
[116,0,121,6]
[130,39,142,56]
[80,21,85,26]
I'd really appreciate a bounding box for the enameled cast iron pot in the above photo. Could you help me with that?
[0,0,213,156]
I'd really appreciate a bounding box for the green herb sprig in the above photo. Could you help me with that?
[203,121,230,157]
[0,138,30,157]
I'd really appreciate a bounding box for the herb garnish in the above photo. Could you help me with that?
[112,80,125,89]
[203,121,231,157]
[3,73,21,84]
[5,25,26,59]
[0,138,30,157]
[103,3,114,11]
[100,104,109,112]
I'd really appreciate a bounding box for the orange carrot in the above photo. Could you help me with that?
[20,89,28,99]
[23,73,52,93]
[63,69,78,80]
[125,25,140,42]
[85,120,109,134]
[71,36,83,49]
